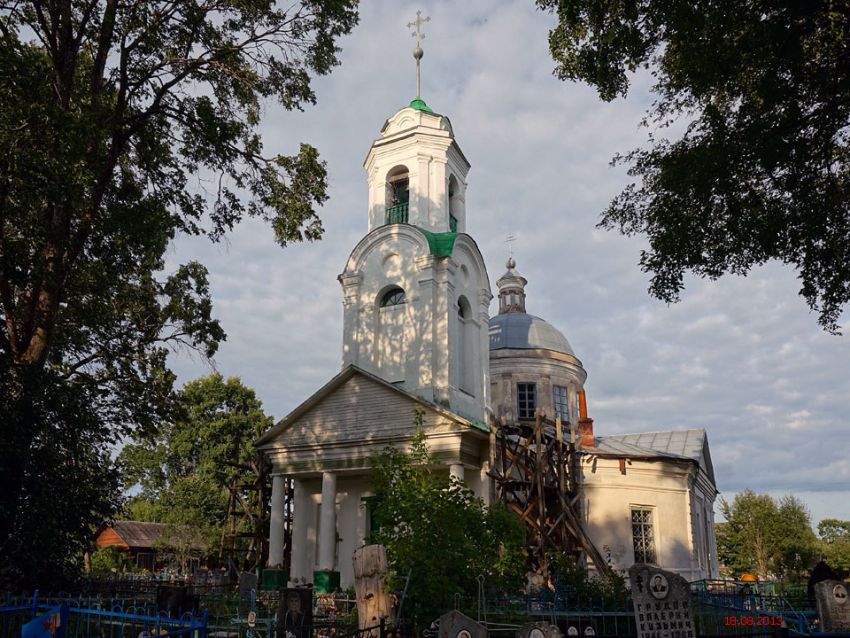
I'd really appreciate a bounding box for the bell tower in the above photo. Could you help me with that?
[338,17,490,422]
[364,102,469,234]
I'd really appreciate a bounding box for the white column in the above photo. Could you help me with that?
[317,472,337,571]
[449,463,465,483]
[268,475,286,567]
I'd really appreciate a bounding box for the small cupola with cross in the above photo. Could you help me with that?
[496,255,528,314]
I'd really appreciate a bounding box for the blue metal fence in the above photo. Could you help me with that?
[1,591,208,638]
[690,579,850,637]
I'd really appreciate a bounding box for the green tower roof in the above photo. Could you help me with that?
[415,227,459,257]
[409,96,434,113]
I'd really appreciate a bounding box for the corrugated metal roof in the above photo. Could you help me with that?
[592,429,715,484]
[110,521,165,548]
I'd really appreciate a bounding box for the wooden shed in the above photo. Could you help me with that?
[94,520,167,570]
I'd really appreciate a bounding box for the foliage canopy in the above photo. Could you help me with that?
[0,0,357,587]
[717,490,818,580]
[537,0,850,332]
[120,373,273,562]
[818,518,850,572]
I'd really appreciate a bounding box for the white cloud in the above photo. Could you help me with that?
[165,0,850,523]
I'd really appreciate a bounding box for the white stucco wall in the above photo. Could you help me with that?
[289,475,372,588]
[580,456,718,581]
[339,226,491,422]
[364,107,469,234]
[490,349,587,424]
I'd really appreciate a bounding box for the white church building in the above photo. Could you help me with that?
[256,92,720,592]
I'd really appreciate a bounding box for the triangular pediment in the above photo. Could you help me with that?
[257,366,474,452]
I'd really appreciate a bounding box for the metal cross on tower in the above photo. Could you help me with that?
[407,10,430,97]
[505,234,517,259]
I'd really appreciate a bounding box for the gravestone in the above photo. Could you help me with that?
[516,621,562,638]
[353,545,395,631]
[278,587,313,638]
[814,580,850,632]
[438,610,487,638]
[809,561,840,603]
[629,564,695,638]
[237,571,258,617]
[156,585,192,618]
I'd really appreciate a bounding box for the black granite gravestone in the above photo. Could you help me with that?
[237,571,258,617]
[278,587,313,638]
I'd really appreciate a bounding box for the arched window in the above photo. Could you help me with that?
[457,299,466,318]
[386,166,410,224]
[380,287,406,307]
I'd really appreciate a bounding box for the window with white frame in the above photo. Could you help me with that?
[631,507,657,564]
[553,385,569,421]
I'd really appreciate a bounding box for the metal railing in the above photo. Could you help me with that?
[385,203,409,225]
[0,591,208,638]
[691,580,820,636]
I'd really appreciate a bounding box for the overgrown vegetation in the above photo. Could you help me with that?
[119,374,273,565]
[548,554,630,609]
[716,490,819,580]
[369,409,526,626]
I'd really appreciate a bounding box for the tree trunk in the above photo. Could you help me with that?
[353,544,395,632]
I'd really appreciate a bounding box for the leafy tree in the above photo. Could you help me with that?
[154,522,209,574]
[717,490,817,580]
[536,1,850,332]
[718,491,780,578]
[776,495,819,580]
[0,368,122,587]
[369,412,526,626]
[0,0,358,587]
[120,374,273,562]
[818,518,850,572]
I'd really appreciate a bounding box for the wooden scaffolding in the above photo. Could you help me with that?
[490,408,612,577]
[219,451,293,573]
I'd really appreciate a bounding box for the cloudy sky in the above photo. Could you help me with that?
[167,0,850,525]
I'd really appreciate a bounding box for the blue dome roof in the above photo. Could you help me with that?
[488,313,575,356]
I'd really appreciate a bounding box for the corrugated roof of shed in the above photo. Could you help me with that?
[109,521,165,548]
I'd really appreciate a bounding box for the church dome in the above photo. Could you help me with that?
[489,312,575,356]
[489,257,576,356]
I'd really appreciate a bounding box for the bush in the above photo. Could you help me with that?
[89,546,131,577]
[369,414,526,626]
